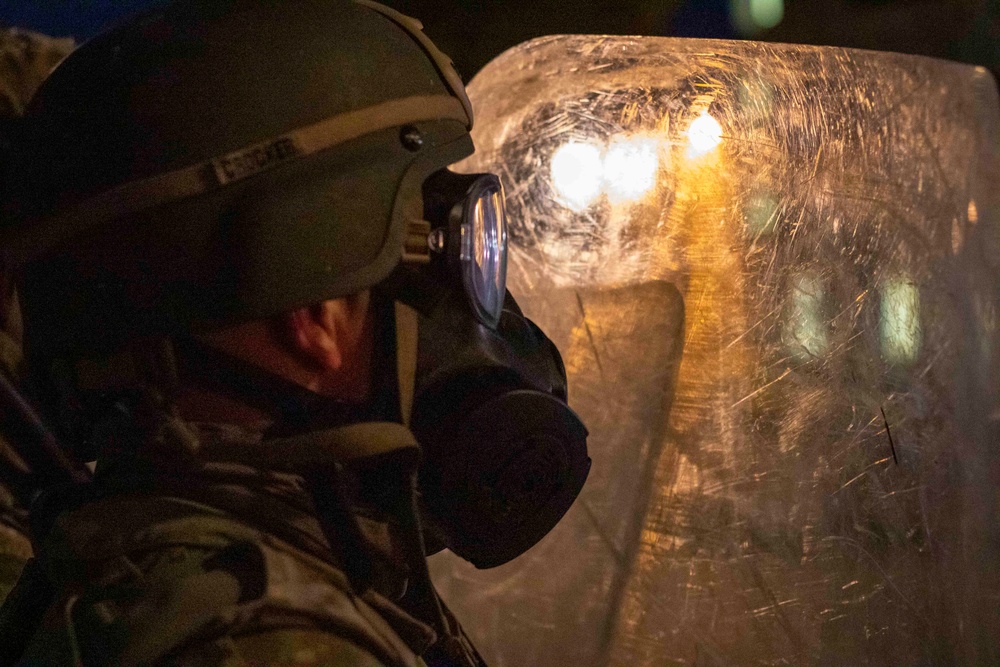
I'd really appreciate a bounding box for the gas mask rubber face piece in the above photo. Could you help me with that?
[404,168,591,570]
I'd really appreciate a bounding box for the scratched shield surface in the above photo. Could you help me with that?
[428,36,1000,667]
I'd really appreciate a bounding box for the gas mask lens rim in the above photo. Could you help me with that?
[459,174,508,329]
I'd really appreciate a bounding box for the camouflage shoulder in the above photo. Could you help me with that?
[0,27,74,116]
[170,629,424,667]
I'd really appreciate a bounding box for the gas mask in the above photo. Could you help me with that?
[392,168,591,569]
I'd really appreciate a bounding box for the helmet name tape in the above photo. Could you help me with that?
[212,136,303,186]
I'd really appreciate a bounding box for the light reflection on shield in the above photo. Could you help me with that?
[429,36,1000,667]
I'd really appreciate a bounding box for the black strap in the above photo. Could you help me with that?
[0,371,91,495]
[306,466,377,593]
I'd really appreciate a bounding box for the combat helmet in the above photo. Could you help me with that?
[5,0,475,359]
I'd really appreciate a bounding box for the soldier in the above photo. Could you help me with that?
[0,27,74,605]
[0,1,589,666]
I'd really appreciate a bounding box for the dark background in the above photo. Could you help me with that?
[0,0,997,82]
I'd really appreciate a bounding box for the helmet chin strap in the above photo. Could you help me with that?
[391,300,488,667]
[394,302,419,429]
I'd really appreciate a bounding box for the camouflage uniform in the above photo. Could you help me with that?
[14,403,439,666]
[0,27,74,604]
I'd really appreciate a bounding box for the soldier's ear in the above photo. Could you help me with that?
[285,303,344,373]
[276,294,374,402]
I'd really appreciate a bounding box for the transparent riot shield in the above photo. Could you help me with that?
[428,36,1000,667]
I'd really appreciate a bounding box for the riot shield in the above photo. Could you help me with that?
[429,36,1000,667]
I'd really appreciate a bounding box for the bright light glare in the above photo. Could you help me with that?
[749,0,784,29]
[968,199,979,224]
[686,112,723,157]
[551,141,604,210]
[880,279,922,366]
[604,137,660,203]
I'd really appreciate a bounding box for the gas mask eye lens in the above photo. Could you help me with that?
[422,170,509,328]
[461,175,508,328]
